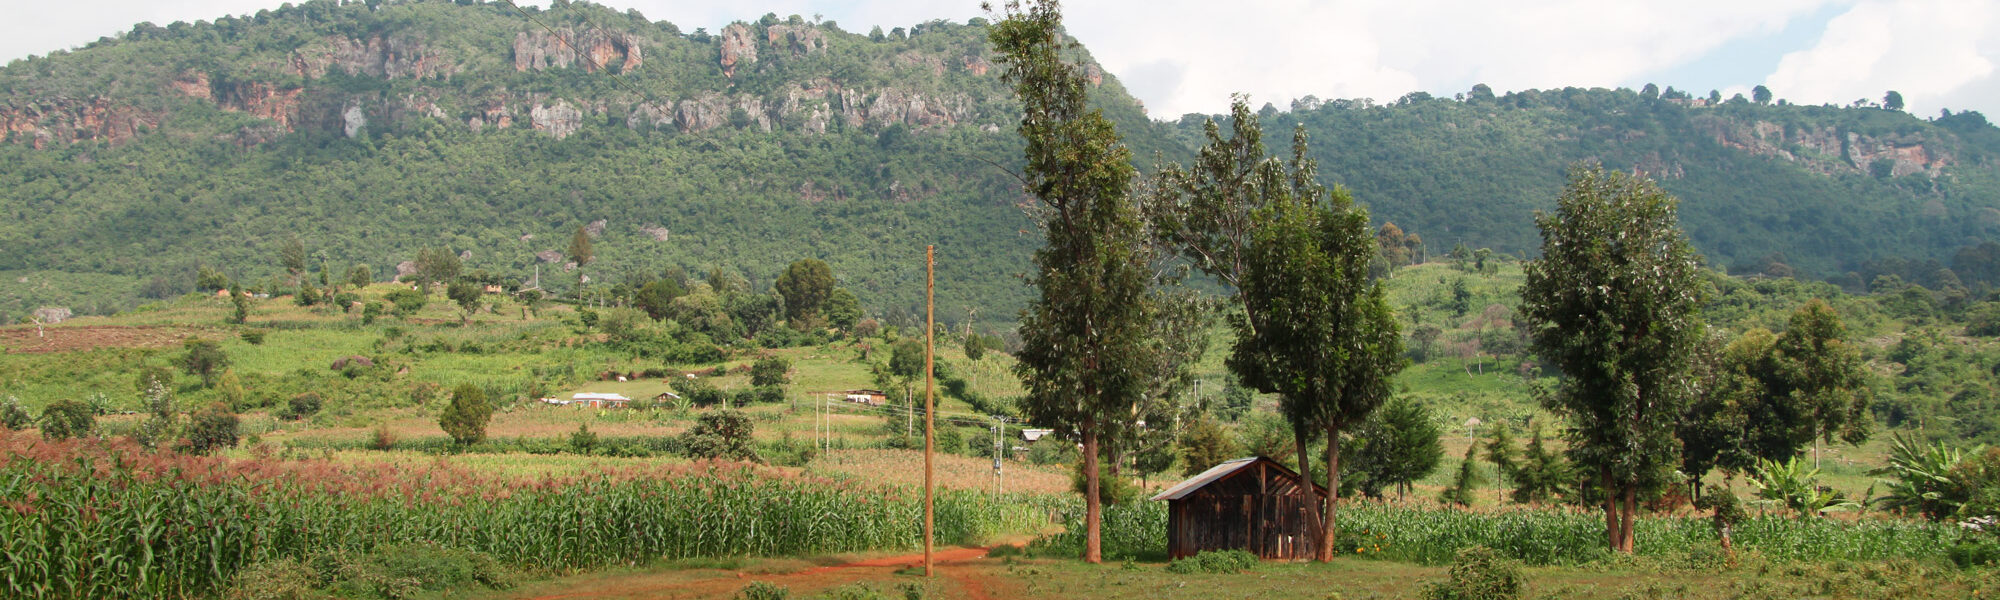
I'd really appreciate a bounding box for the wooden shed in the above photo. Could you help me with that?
[1149,456,1327,560]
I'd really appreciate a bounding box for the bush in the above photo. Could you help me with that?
[222,557,322,600]
[370,425,397,451]
[40,399,95,440]
[309,542,510,599]
[0,396,31,431]
[1950,540,2000,568]
[281,393,322,421]
[750,356,791,387]
[384,289,426,318]
[182,404,240,455]
[736,581,791,600]
[681,410,758,461]
[438,384,493,445]
[1421,546,1524,600]
[570,423,598,455]
[1165,549,1259,574]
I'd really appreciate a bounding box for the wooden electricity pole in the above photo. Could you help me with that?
[923,245,937,577]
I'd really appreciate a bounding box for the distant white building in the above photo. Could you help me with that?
[1021,428,1055,442]
[572,392,631,409]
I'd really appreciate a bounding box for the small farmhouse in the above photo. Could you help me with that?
[571,392,630,409]
[1150,456,1327,560]
[842,389,888,406]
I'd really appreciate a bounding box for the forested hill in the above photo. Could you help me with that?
[0,0,1170,325]
[1222,89,2000,289]
[5,0,2000,326]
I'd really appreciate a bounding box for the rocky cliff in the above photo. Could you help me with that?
[2,11,1018,145]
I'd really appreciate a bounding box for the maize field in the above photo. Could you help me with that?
[0,432,1063,599]
[1032,497,1962,566]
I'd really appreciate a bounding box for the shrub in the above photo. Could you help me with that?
[1949,540,2000,568]
[681,411,758,461]
[750,356,791,387]
[222,557,321,600]
[1420,546,1524,600]
[362,302,383,325]
[40,399,95,440]
[1165,549,1259,574]
[0,396,33,431]
[181,339,231,388]
[736,581,791,600]
[311,542,510,599]
[818,584,890,600]
[438,384,493,445]
[240,329,268,345]
[384,289,426,318]
[370,425,397,451]
[284,393,323,421]
[570,423,598,455]
[183,404,241,455]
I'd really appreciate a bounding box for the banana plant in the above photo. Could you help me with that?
[1750,457,1858,518]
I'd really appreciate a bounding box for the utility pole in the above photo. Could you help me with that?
[993,416,1005,495]
[923,245,936,578]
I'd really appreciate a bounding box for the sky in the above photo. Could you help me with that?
[6,0,1998,121]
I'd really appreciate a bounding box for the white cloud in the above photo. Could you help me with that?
[1065,0,1836,117]
[10,0,1999,119]
[1764,0,1999,115]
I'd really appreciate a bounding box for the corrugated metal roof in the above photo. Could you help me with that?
[1149,457,1260,501]
[573,393,631,401]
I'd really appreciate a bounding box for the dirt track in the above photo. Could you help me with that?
[516,545,1012,600]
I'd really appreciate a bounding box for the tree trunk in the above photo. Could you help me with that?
[1602,466,1619,552]
[1322,422,1343,563]
[1082,420,1103,564]
[1293,427,1326,562]
[1619,485,1637,553]
[1719,521,1735,560]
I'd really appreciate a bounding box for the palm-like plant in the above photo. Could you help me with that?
[1870,433,1975,521]
[1750,457,1858,518]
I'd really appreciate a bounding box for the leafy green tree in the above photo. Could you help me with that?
[1520,165,1705,553]
[1485,424,1520,495]
[446,279,483,324]
[347,264,373,288]
[681,410,759,461]
[750,356,792,387]
[1752,85,1772,105]
[1884,90,1905,112]
[1439,443,1482,507]
[1510,422,1570,505]
[634,279,685,320]
[824,288,862,332]
[438,383,493,445]
[1178,415,1238,476]
[1775,299,1871,465]
[181,403,239,455]
[414,247,462,293]
[279,235,308,281]
[40,399,94,440]
[1231,160,1403,561]
[991,0,1157,563]
[180,338,230,388]
[887,338,926,436]
[230,288,250,324]
[567,225,594,267]
[1350,397,1444,499]
[1693,483,1746,556]
[962,333,988,361]
[776,258,835,326]
[196,266,231,292]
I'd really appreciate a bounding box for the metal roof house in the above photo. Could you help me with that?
[1150,456,1328,560]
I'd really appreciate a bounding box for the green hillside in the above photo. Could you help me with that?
[4,0,2000,329]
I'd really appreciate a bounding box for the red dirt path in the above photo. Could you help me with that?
[523,545,1010,600]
